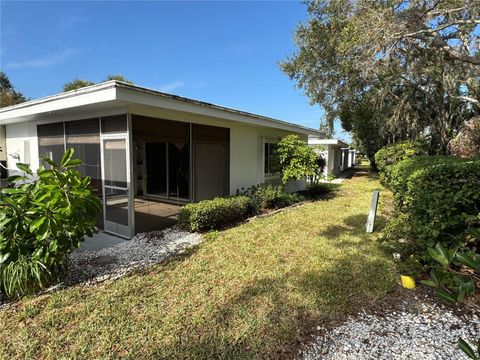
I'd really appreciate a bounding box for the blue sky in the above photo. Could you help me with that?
[0,1,350,141]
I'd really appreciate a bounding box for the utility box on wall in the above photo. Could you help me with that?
[6,139,30,176]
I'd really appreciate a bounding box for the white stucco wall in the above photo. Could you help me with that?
[4,107,308,195]
[5,121,39,175]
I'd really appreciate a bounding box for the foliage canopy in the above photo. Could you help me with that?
[282,0,480,154]
[0,72,27,108]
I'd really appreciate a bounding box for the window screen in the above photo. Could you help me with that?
[38,123,65,165]
[65,118,101,193]
[101,114,127,134]
[264,142,281,176]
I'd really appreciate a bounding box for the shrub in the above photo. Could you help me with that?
[374,140,428,187]
[178,196,256,232]
[390,156,463,208]
[403,158,480,247]
[276,135,325,184]
[0,149,102,298]
[237,184,304,211]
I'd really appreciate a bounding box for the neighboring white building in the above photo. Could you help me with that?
[0,81,321,238]
[308,137,352,177]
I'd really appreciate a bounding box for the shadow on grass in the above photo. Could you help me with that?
[318,213,388,242]
[153,245,394,359]
[299,183,342,202]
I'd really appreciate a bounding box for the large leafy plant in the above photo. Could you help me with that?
[420,242,479,303]
[276,135,325,185]
[0,149,101,298]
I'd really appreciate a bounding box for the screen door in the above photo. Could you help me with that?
[101,135,132,238]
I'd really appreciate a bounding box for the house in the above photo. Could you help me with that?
[308,137,351,177]
[0,81,321,238]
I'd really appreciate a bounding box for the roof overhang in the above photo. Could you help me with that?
[308,137,349,148]
[0,81,322,136]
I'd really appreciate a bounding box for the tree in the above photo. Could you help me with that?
[448,116,480,157]
[63,79,95,92]
[104,74,133,84]
[276,134,324,184]
[281,0,480,154]
[0,72,27,108]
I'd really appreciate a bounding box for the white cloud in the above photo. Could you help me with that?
[158,81,185,93]
[6,49,80,69]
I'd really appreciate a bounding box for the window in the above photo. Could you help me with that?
[38,123,65,165]
[264,141,281,176]
[65,118,101,194]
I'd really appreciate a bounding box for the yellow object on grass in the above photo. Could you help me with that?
[400,275,416,289]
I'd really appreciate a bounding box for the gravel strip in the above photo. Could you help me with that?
[64,228,202,286]
[300,292,480,360]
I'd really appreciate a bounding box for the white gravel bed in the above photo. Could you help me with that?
[64,227,202,286]
[300,292,480,360]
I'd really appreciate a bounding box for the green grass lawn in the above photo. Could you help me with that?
[0,168,397,359]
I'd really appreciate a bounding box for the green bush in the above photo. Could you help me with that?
[390,156,464,208]
[237,184,304,211]
[0,149,102,299]
[374,140,428,187]
[403,158,480,247]
[178,196,256,232]
[276,134,325,184]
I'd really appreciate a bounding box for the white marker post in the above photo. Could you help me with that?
[366,190,380,233]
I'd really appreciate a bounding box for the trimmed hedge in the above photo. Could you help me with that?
[390,156,462,208]
[390,156,480,248]
[374,140,428,187]
[403,158,480,245]
[178,196,256,232]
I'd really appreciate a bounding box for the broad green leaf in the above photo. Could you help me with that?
[427,247,449,267]
[29,217,46,232]
[419,279,437,287]
[60,148,75,168]
[41,156,57,168]
[6,175,26,182]
[64,159,83,168]
[0,252,10,264]
[458,338,477,360]
[16,163,33,175]
[436,288,457,303]
[456,253,480,272]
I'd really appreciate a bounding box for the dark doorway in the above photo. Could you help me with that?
[145,142,167,196]
[145,141,189,201]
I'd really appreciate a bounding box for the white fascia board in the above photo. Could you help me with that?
[309,138,349,148]
[115,86,321,136]
[0,83,117,125]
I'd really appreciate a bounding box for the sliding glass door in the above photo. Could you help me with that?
[145,141,189,201]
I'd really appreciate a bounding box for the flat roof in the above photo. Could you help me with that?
[308,137,349,148]
[0,80,322,136]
